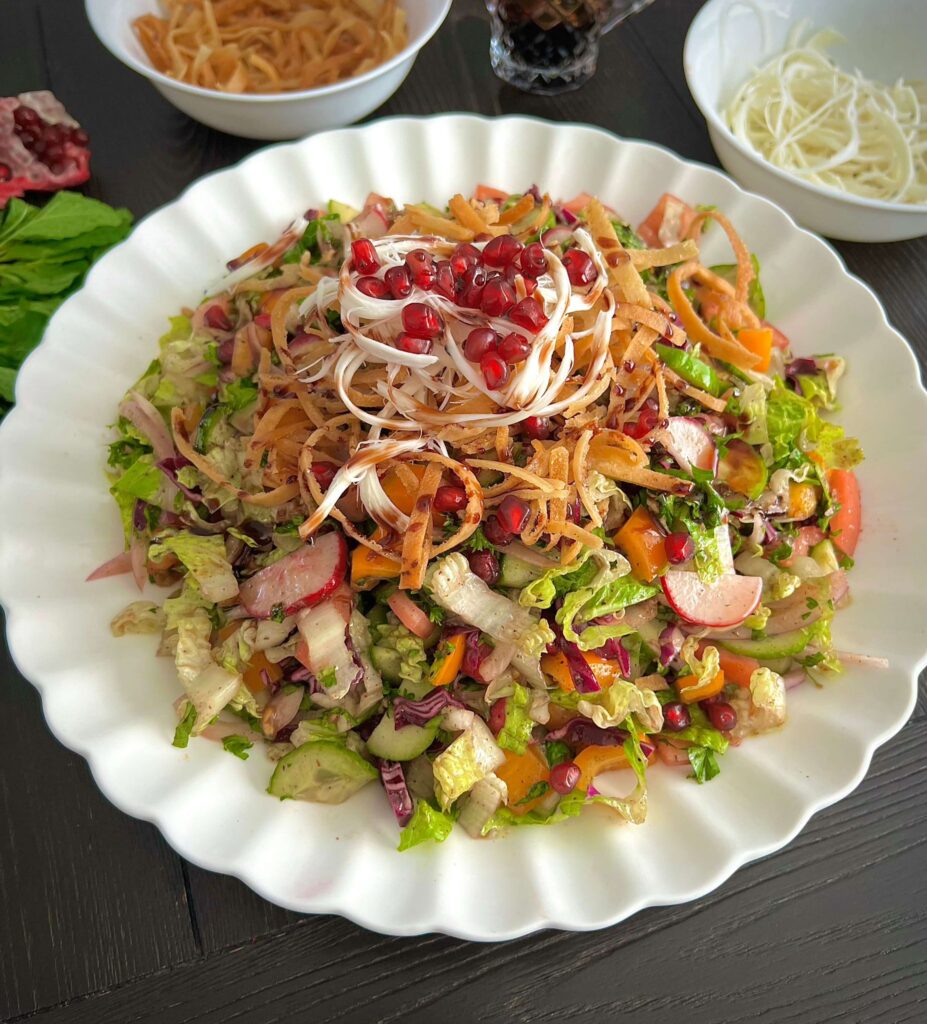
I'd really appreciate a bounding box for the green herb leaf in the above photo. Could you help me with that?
[222,734,253,760]
[172,703,196,748]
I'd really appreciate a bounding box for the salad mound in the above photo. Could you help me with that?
[99,185,866,848]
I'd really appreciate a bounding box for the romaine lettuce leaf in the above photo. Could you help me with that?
[398,800,455,851]
[149,531,238,602]
[496,683,535,755]
[432,716,505,810]
[518,554,597,609]
[576,679,663,732]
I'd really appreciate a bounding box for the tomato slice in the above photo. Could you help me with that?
[828,469,861,555]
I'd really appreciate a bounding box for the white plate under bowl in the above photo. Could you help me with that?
[1,116,924,941]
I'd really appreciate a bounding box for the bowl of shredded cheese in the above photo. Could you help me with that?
[684,0,927,241]
[86,0,451,141]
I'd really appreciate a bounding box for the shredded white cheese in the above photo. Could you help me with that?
[726,22,927,205]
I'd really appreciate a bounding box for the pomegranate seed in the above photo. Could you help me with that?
[522,416,550,440]
[482,515,512,546]
[405,249,436,290]
[665,531,695,564]
[480,275,516,318]
[310,461,338,489]
[70,127,89,147]
[663,702,691,732]
[253,313,272,329]
[0,163,10,182]
[18,130,36,150]
[350,238,380,275]
[384,265,412,300]
[498,331,533,364]
[623,405,659,439]
[468,549,500,586]
[457,265,487,309]
[519,241,547,277]
[356,275,390,299]
[508,297,548,333]
[481,234,523,268]
[434,260,456,300]
[13,105,39,129]
[434,485,468,513]
[402,302,443,339]
[707,701,737,732]
[488,697,507,735]
[550,761,581,795]
[463,327,500,362]
[504,265,539,297]
[204,305,232,331]
[567,500,582,524]
[562,248,597,287]
[480,350,510,390]
[395,332,433,355]
[498,494,530,534]
[44,143,64,163]
[449,243,481,277]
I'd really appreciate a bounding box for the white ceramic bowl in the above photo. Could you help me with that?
[85,0,451,140]
[684,0,927,242]
[1,116,925,940]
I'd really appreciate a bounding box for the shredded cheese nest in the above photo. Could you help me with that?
[726,21,927,205]
[133,0,407,95]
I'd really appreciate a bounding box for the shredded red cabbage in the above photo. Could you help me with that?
[546,718,625,749]
[393,689,466,729]
[379,760,413,826]
[658,623,684,667]
[460,628,492,683]
[594,635,632,676]
[157,457,205,504]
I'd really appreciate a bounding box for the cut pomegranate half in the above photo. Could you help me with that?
[0,91,91,207]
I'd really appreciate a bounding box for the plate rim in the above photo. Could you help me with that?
[1,113,925,941]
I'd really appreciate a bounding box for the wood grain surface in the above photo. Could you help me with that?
[1,2,925,1021]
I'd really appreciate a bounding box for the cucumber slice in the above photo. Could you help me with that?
[720,626,811,659]
[369,644,402,683]
[366,711,440,761]
[499,554,545,589]
[398,676,434,700]
[268,740,377,804]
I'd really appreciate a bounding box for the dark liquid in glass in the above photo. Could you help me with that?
[488,1,606,94]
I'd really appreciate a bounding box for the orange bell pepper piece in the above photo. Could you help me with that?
[788,481,819,521]
[243,650,284,695]
[698,641,758,689]
[614,506,668,582]
[677,668,726,704]
[736,327,773,372]
[574,745,632,793]
[351,544,400,584]
[827,468,861,556]
[496,746,550,816]
[541,650,627,693]
[429,633,467,687]
[380,466,443,526]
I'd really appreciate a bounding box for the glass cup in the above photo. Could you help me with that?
[485,0,654,95]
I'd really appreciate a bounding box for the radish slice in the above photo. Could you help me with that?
[387,591,433,638]
[649,417,717,475]
[662,570,762,628]
[239,532,346,619]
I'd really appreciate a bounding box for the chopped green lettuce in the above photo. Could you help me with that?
[110,601,165,637]
[398,800,455,851]
[148,531,238,603]
[496,683,535,755]
[766,380,863,468]
[679,636,720,694]
[432,717,504,811]
[518,554,598,609]
[576,679,664,733]
[373,620,427,687]
[163,579,213,631]
[688,746,721,784]
[172,702,196,748]
[222,735,253,760]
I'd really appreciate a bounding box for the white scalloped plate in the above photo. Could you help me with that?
[1,116,925,941]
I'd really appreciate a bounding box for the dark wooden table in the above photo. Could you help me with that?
[2,2,926,1021]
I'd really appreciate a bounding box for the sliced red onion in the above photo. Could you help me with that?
[200,720,264,744]
[587,784,600,797]
[262,685,303,738]
[130,537,147,591]
[118,390,175,462]
[289,665,313,683]
[658,623,684,667]
[497,540,560,570]
[540,225,573,247]
[478,640,515,682]
[657,741,691,767]
[785,357,818,389]
[782,668,807,690]
[461,629,492,682]
[87,549,133,581]
[555,205,579,226]
[546,718,624,748]
[157,457,205,505]
[379,760,413,827]
[393,689,466,729]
